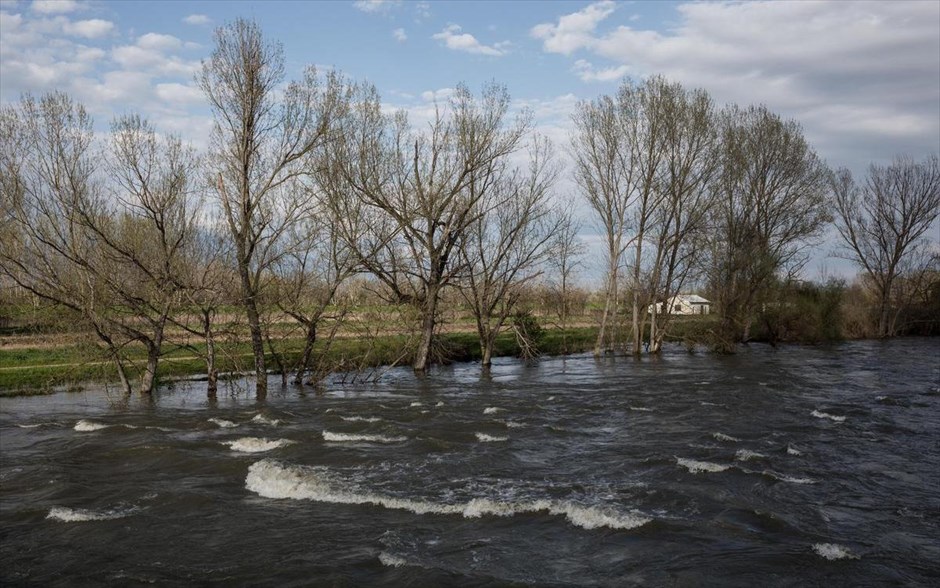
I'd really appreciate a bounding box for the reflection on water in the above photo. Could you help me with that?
[2,339,939,586]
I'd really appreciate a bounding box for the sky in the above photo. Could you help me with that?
[1,0,939,282]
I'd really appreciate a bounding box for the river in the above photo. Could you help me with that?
[1,338,938,586]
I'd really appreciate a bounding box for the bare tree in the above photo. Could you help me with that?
[831,155,940,336]
[545,201,586,351]
[645,82,719,353]
[571,94,636,355]
[197,18,348,398]
[173,221,237,397]
[0,94,198,394]
[708,104,831,347]
[267,189,357,385]
[458,135,561,368]
[327,82,530,372]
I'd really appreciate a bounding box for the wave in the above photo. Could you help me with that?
[378,552,410,567]
[322,431,406,443]
[339,416,382,423]
[435,401,444,407]
[222,437,294,453]
[504,421,526,428]
[252,414,281,426]
[209,418,238,428]
[245,460,651,532]
[813,543,858,560]
[676,458,731,473]
[735,449,766,461]
[763,471,816,484]
[787,444,803,456]
[475,433,507,442]
[47,506,133,522]
[483,407,503,415]
[628,406,653,412]
[712,432,740,442]
[811,410,846,423]
[74,420,108,432]
[16,423,46,429]
[409,402,423,407]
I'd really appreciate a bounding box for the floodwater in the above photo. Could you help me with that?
[1,339,938,586]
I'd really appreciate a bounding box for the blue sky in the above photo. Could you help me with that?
[2,0,938,281]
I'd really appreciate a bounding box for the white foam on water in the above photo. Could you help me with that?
[74,420,108,432]
[677,458,731,473]
[504,421,526,428]
[628,406,653,412]
[47,506,131,522]
[339,416,382,423]
[735,449,766,461]
[208,418,238,428]
[252,414,281,426]
[435,401,444,407]
[713,432,740,442]
[813,543,858,560]
[475,433,507,442]
[546,396,556,401]
[378,552,409,567]
[245,460,651,531]
[322,431,406,443]
[483,407,502,415]
[787,444,803,456]
[16,423,44,429]
[811,410,846,423]
[222,437,294,453]
[324,408,335,413]
[765,471,816,484]
[409,402,423,407]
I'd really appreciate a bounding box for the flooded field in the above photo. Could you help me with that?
[1,339,938,586]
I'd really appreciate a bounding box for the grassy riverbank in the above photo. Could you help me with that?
[0,326,604,396]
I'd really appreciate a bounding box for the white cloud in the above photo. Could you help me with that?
[136,32,182,51]
[182,14,210,26]
[420,87,455,102]
[353,0,401,14]
[155,82,203,104]
[572,59,628,82]
[31,0,78,14]
[531,1,940,173]
[62,18,112,38]
[530,0,615,55]
[432,24,507,57]
[393,27,406,42]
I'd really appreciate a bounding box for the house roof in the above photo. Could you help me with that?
[679,294,711,304]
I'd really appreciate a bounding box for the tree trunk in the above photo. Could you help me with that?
[649,304,659,354]
[239,262,267,399]
[140,336,162,395]
[482,342,493,368]
[595,267,617,355]
[294,322,317,385]
[414,285,440,372]
[114,356,133,397]
[138,314,166,395]
[203,310,218,398]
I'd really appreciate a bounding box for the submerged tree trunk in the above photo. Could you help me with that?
[414,285,440,372]
[294,322,317,385]
[240,261,267,399]
[203,310,218,397]
[595,267,617,356]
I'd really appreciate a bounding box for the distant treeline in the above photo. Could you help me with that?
[1,19,937,398]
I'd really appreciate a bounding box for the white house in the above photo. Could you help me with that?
[649,294,711,316]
